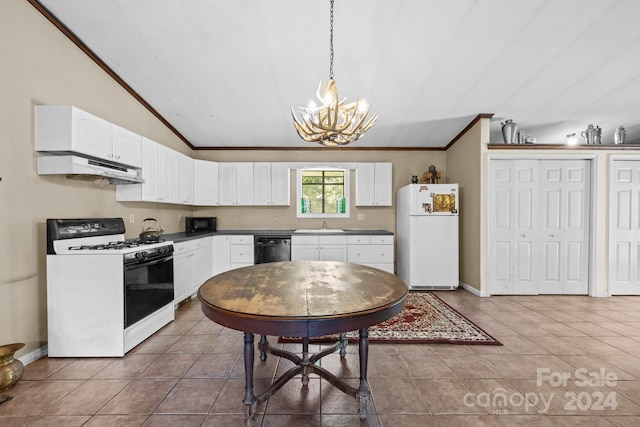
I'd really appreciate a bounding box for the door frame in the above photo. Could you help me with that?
[486,153,598,296]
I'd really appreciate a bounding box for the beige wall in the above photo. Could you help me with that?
[0,1,191,357]
[445,119,489,292]
[1,1,449,359]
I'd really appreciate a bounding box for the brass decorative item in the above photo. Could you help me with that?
[291,0,377,146]
[420,165,441,184]
[0,343,25,392]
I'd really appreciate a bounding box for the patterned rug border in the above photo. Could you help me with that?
[279,291,502,346]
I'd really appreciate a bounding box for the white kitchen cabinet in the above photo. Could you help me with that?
[173,250,190,305]
[112,124,143,168]
[253,162,290,206]
[173,238,207,306]
[117,137,172,203]
[211,235,254,274]
[355,162,392,206]
[291,235,347,262]
[219,163,254,205]
[230,235,254,270]
[347,235,394,273]
[202,236,214,282]
[116,137,197,205]
[212,235,231,276]
[35,105,142,168]
[194,159,219,206]
[172,153,193,205]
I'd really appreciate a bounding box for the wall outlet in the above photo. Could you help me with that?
[129,214,135,223]
[274,214,279,221]
[178,214,182,222]
[358,214,365,220]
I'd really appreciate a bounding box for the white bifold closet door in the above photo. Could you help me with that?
[488,159,591,295]
[609,159,640,295]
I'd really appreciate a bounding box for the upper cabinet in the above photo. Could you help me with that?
[112,125,143,168]
[36,105,141,168]
[194,159,219,206]
[117,137,171,202]
[219,162,254,205]
[355,162,392,206]
[116,139,193,205]
[253,162,290,206]
[173,153,194,205]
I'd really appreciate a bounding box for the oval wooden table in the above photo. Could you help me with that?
[198,260,408,426]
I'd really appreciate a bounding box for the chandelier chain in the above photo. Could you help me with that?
[329,0,334,80]
[290,0,377,146]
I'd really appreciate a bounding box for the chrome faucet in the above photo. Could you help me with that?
[323,220,327,230]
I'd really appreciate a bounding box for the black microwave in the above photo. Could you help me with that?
[185,217,217,233]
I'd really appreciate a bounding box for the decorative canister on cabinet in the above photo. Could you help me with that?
[0,343,25,392]
[614,126,626,144]
[501,119,517,144]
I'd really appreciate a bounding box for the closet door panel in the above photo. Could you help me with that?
[489,158,591,295]
[609,160,640,294]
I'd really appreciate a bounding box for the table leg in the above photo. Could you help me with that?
[259,335,269,361]
[357,328,370,420]
[339,333,347,357]
[242,332,257,426]
[301,337,310,386]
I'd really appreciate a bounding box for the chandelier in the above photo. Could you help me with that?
[291,0,377,146]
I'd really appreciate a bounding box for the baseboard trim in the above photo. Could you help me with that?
[459,281,489,297]
[17,344,48,366]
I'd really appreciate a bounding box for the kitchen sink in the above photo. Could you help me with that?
[294,229,344,233]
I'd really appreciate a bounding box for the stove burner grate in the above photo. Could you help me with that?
[68,238,165,251]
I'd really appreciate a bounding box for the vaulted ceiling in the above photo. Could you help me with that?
[34,0,640,149]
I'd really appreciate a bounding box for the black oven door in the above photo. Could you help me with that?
[124,254,174,328]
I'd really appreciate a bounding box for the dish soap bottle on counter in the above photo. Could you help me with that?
[301,198,311,213]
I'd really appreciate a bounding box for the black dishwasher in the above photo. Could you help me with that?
[254,235,291,264]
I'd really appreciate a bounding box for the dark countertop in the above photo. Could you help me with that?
[164,229,393,243]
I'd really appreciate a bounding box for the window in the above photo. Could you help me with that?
[296,168,350,218]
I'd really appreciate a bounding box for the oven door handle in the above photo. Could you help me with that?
[125,255,173,270]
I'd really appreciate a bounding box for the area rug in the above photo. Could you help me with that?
[279,292,501,345]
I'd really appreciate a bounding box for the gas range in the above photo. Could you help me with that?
[45,217,175,357]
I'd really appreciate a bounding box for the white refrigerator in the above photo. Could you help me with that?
[396,183,459,290]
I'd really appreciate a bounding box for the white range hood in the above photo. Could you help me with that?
[37,154,144,184]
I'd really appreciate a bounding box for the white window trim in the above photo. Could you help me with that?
[296,168,350,219]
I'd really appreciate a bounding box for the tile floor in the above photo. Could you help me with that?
[2,289,640,426]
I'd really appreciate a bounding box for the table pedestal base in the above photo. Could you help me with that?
[242,329,370,427]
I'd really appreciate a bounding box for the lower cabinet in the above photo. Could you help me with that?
[291,235,348,262]
[211,235,254,275]
[347,235,394,273]
[173,238,207,306]
[230,235,254,270]
[211,235,231,276]
[292,234,395,273]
